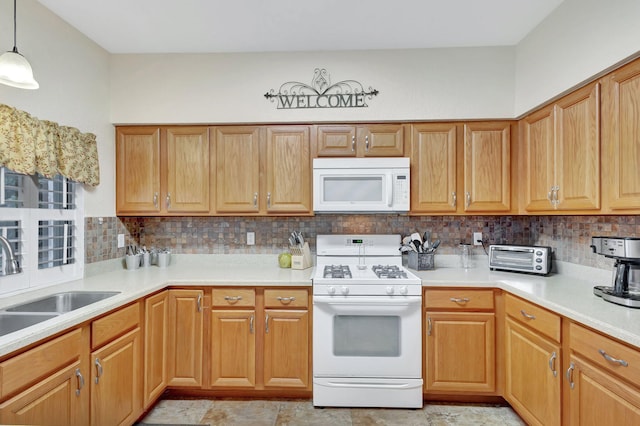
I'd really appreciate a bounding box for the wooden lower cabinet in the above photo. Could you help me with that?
[264,309,309,388]
[425,312,495,393]
[210,309,256,387]
[91,327,143,426]
[567,354,640,425]
[144,291,169,407]
[168,289,204,387]
[0,360,89,426]
[505,318,561,426]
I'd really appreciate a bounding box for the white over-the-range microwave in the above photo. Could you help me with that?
[312,157,410,213]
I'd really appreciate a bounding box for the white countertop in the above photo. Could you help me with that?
[0,253,638,358]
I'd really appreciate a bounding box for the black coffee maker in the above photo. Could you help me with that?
[591,236,640,308]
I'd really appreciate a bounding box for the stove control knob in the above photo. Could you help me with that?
[340,286,349,295]
[399,286,409,295]
[386,286,395,295]
[327,286,336,295]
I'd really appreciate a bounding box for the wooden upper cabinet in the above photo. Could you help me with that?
[116,126,210,215]
[265,126,312,214]
[521,82,600,212]
[555,82,600,210]
[603,58,640,211]
[165,127,210,213]
[315,124,404,157]
[116,127,161,214]
[316,125,357,157]
[463,122,511,212]
[214,126,262,213]
[522,107,555,211]
[358,124,405,156]
[410,123,458,212]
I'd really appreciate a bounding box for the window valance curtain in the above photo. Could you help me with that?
[0,103,100,186]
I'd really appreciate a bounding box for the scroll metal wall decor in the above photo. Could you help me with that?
[264,68,379,109]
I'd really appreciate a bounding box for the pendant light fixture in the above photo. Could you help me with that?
[0,0,38,89]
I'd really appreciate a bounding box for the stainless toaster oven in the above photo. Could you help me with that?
[489,244,552,275]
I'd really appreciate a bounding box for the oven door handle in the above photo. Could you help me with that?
[314,296,421,306]
[321,380,420,389]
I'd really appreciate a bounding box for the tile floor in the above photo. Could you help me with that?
[138,398,526,425]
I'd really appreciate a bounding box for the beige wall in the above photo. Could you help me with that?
[109,47,516,124]
[0,0,113,217]
[515,0,640,115]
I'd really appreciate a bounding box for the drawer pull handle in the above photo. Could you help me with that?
[351,136,356,152]
[451,192,457,208]
[427,315,432,336]
[250,315,254,334]
[166,193,171,209]
[450,297,470,304]
[566,362,575,389]
[153,192,159,209]
[549,351,558,377]
[277,296,296,304]
[224,296,242,303]
[520,310,536,320]
[75,368,84,396]
[94,358,103,384]
[265,313,270,333]
[196,294,202,312]
[598,349,629,367]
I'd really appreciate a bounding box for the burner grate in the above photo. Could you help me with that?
[372,264,408,279]
[323,265,352,279]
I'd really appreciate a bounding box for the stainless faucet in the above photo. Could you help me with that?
[0,235,21,275]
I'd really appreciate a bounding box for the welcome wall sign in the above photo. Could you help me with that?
[264,68,379,109]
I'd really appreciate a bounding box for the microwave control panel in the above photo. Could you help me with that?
[393,173,409,204]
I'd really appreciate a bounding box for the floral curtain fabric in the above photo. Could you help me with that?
[0,104,100,186]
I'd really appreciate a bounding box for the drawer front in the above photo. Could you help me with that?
[505,294,561,342]
[570,322,640,385]
[0,328,83,399]
[424,289,494,310]
[264,289,309,308]
[212,288,256,307]
[91,302,140,349]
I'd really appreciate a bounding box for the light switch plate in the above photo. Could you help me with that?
[117,234,125,248]
[247,232,255,245]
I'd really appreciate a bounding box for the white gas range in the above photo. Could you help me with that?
[312,234,423,409]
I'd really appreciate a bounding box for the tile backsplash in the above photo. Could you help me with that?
[85,215,639,270]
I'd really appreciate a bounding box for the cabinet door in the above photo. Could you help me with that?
[265,126,312,214]
[214,126,262,213]
[0,361,89,426]
[166,127,210,213]
[463,122,511,212]
[316,125,357,156]
[116,127,161,214]
[425,312,495,393]
[168,289,204,387]
[263,309,310,389]
[603,59,640,211]
[505,318,561,426]
[567,355,640,425]
[522,107,555,211]
[91,328,143,426]
[210,309,256,387]
[358,124,405,157]
[144,291,168,407]
[410,123,458,212]
[555,82,600,210]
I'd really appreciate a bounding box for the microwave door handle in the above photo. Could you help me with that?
[387,173,393,207]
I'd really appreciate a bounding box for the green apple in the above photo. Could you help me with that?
[278,252,292,268]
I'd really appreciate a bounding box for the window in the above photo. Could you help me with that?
[0,167,83,296]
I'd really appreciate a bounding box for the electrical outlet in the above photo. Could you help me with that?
[117,234,125,248]
[473,232,483,246]
[247,231,255,246]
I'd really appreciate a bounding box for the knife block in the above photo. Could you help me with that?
[291,242,313,270]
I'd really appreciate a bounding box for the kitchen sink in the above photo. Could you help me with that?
[4,291,120,314]
[0,313,60,336]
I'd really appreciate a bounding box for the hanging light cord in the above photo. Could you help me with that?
[11,0,18,53]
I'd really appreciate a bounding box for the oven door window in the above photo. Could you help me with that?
[333,315,400,357]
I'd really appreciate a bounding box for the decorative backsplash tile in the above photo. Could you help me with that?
[85,215,639,270]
